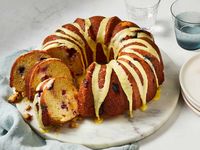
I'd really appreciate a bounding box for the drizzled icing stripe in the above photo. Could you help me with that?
[109,60,133,117]
[42,27,88,67]
[117,60,144,104]
[33,79,55,129]
[53,27,88,66]
[118,39,160,62]
[137,32,153,41]
[110,27,140,44]
[74,18,111,62]
[109,27,156,61]
[121,48,159,87]
[92,60,134,118]
[109,27,140,58]
[36,78,55,92]
[118,55,148,106]
[92,63,112,119]
[42,39,86,69]
[42,39,81,53]
[57,27,85,46]
[34,93,45,129]
[96,17,110,61]
[53,32,82,47]
[73,20,97,61]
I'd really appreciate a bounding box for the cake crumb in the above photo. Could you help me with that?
[25,105,32,111]
[8,92,22,103]
[22,113,32,121]
[73,116,83,122]
[21,92,26,97]
[68,121,79,128]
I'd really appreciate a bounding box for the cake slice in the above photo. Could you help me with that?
[26,58,73,100]
[33,77,78,128]
[10,50,51,97]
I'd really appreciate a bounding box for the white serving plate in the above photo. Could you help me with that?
[179,53,200,109]
[16,50,180,149]
[181,90,200,116]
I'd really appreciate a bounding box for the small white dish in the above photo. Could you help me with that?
[179,53,200,109]
[181,90,200,116]
[182,89,200,111]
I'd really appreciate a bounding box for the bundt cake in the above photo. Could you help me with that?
[9,16,164,127]
[25,58,73,100]
[41,16,164,119]
[33,77,78,128]
[10,50,51,96]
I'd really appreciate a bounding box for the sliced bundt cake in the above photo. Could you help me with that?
[26,58,73,100]
[10,50,51,96]
[42,16,164,120]
[10,16,165,125]
[33,77,78,128]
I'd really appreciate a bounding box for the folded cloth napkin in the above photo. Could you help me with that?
[0,50,139,150]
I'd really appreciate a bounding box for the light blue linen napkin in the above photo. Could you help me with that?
[0,50,139,150]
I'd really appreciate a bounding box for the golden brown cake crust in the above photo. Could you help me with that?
[78,63,96,117]
[10,50,51,94]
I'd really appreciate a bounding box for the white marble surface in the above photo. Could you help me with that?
[16,51,179,149]
[1,0,200,149]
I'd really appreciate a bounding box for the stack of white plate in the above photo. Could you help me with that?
[179,53,200,115]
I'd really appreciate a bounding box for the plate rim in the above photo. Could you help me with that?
[179,53,200,108]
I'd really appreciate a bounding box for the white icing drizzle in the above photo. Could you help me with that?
[117,60,143,102]
[52,32,83,52]
[57,27,85,46]
[36,78,51,91]
[110,27,140,44]
[43,79,55,90]
[122,48,159,87]
[36,78,55,92]
[74,18,111,62]
[34,78,55,128]
[109,60,133,117]
[53,27,88,66]
[92,59,139,118]
[42,39,86,69]
[92,63,112,119]
[117,55,148,106]
[109,27,140,59]
[55,28,85,46]
[137,32,153,41]
[73,20,97,61]
[43,39,80,51]
[96,17,110,61]
[118,39,160,62]
[33,93,45,129]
